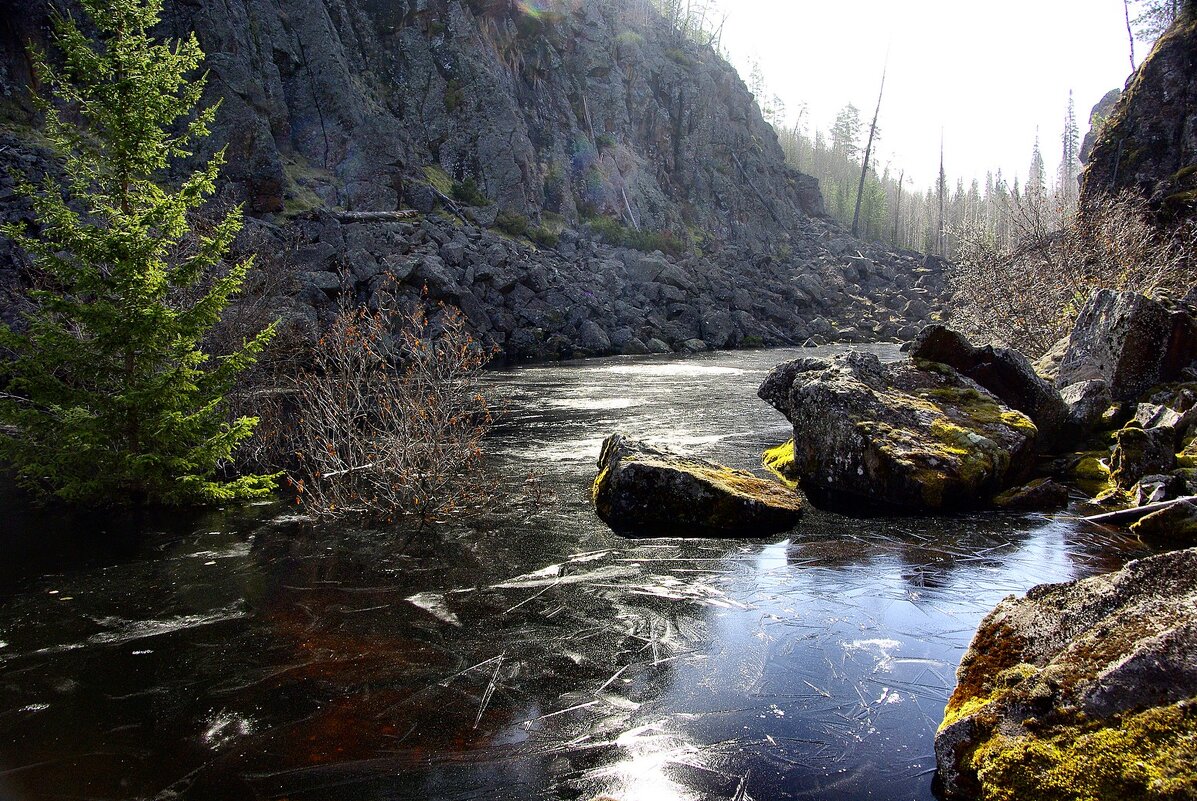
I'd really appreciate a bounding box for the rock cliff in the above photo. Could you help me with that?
[1082,8,1197,222]
[0,0,947,359]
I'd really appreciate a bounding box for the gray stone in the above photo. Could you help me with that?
[577,320,612,353]
[1060,379,1114,436]
[1056,290,1181,400]
[302,271,342,292]
[440,241,466,266]
[759,352,1037,513]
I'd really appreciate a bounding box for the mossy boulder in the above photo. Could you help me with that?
[935,548,1197,800]
[758,352,1037,513]
[1131,499,1197,542]
[591,434,803,536]
[1181,439,1197,470]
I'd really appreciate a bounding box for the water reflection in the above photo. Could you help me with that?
[0,346,1154,801]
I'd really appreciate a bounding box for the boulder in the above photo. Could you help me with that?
[935,548,1197,800]
[911,325,1070,450]
[1135,384,1197,448]
[1131,474,1187,507]
[1059,379,1114,436]
[1033,335,1070,382]
[1131,499,1197,541]
[1111,426,1178,489]
[991,478,1070,512]
[591,435,803,536]
[1056,290,1195,400]
[758,352,1038,513]
[577,320,612,354]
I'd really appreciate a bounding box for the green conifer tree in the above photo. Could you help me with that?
[0,0,277,505]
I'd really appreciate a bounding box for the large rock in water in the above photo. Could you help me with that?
[1056,289,1197,401]
[758,352,1037,513]
[910,325,1071,450]
[591,435,803,536]
[935,548,1197,801]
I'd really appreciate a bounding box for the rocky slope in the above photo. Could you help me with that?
[0,0,946,360]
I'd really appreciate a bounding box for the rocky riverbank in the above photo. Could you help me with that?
[757,288,1197,517]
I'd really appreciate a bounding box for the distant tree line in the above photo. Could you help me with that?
[743,1,1192,259]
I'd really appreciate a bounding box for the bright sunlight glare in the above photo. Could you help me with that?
[712,0,1137,188]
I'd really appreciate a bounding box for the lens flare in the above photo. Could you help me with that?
[515,0,553,19]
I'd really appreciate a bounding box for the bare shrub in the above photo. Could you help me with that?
[949,191,1194,356]
[285,290,496,522]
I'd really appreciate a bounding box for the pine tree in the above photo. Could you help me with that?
[830,104,863,162]
[1057,91,1081,218]
[0,0,277,506]
[1027,133,1047,207]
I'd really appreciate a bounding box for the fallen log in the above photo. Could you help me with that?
[1083,496,1197,527]
[292,209,420,223]
[330,210,419,222]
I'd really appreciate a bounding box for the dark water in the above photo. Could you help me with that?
[0,346,1151,801]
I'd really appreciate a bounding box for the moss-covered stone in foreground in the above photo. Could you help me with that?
[936,548,1197,800]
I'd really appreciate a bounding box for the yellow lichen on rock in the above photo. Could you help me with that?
[971,700,1197,801]
[762,440,800,487]
[592,435,803,536]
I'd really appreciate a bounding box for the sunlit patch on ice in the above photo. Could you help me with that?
[187,542,253,560]
[506,437,607,463]
[600,364,746,377]
[547,397,639,411]
[586,720,703,801]
[87,605,247,646]
[406,592,462,627]
[202,711,255,749]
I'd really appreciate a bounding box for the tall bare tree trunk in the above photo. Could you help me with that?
[893,169,904,246]
[1124,0,1137,71]
[852,64,887,237]
[938,133,947,257]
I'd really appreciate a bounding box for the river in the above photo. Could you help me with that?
[0,345,1150,801]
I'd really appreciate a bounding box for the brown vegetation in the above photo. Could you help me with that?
[282,291,496,521]
[947,192,1194,356]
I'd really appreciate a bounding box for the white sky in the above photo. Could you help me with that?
[710,0,1138,190]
